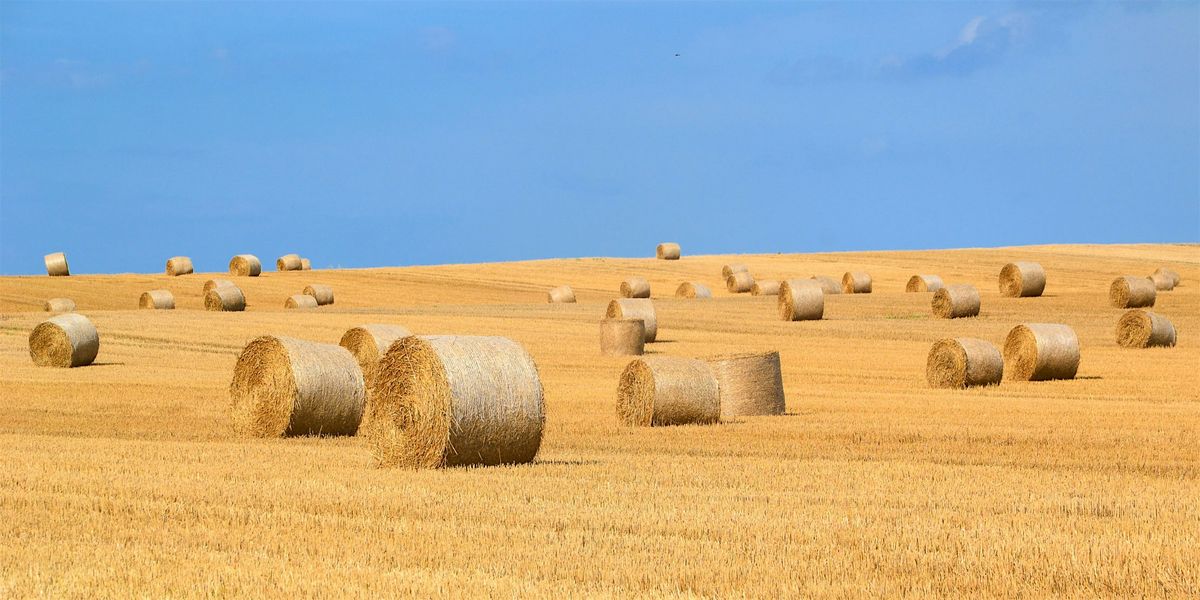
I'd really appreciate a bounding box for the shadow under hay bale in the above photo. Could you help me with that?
[620,277,651,298]
[1109,276,1156,309]
[707,351,784,418]
[926,338,1003,389]
[1003,323,1079,381]
[906,274,944,293]
[932,284,980,319]
[547,285,576,303]
[656,243,681,260]
[779,279,824,321]
[44,252,69,277]
[229,254,262,277]
[600,318,645,356]
[675,282,712,298]
[139,290,175,310]
[29,313,99,368]
[166,256,194,276]
[1116,310,1176,348]
[999,262,1046,297]
[606,298,657,342]
[617,356,719,426]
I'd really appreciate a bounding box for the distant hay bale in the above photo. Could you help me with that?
[285,294,318,309]
[303,284,334,306]
[778,279,824,321]
[932,284,981,319]
[751,280,781,296]
[906,275,944,293]
[606,299,657,342]
[1003,323,1080,381]
[1109,276,1156,309]
[726,271,754,293]
[44,252,69,277]
[1152,267,1181,288]
[600,318,645,356]
[656,243,681,260]
[707,351,785,418]
[203,278,236,294]
[43,298,75,313]
[926,338,1004,389]
[617,356,720,426]
[810,276,842,294]
[620,277,651,298]
[228,254,262,277]
[138,290,175,310]
[999,262,1046,297]
[1116,310,1176,348]
[229,335,365,438]
[339,323,413,392]
[276,254,302,271]
[165,256,194,276]
[368,335,545,468]
[841,272,872,294]
[722,264,748,279]
[1149,272,1175,291]
[29,313,99,368]
[300,258,312,270]
[547,285,577,303]
[675,282,712,298]
[205,286,246,312]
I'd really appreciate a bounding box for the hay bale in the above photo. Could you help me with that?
[751,280,781,296]
[165,256,194,276]
[606,299,657,342]
[29,313,99,368]
[932,284,981,319]
[600,318,645,356]
[1152,267,1181,288]
[1116,310,1176,348]
[138,290,175,310]
[726,271,754,293]
[1003,323,1080,381]
[205,286,246,312]
[707,351,785,418]
[620,277,651,298]
[44,252,69,277]
[43,298,75,313]
[547,285,576,303]
[229,335,365,437]
[999,262,1046,297]
[810,276,842,294]
[722,264,748,279]
[926,338,1004,389]
[617,356,720,426]
[368,335,545,468]
[285,294,318,309]
[203,278,236,294]
[841,272,872,294]
[1149,272,1175,291]
[228,254,262,277]
[906,275,944,293]
[656,243,681,260]
[276,254,302,271]
[303,284,334,306]
[339,324,413,392]
[1109,276,1156,309]
[300,258,312,270]
[675,282,712,298]
[778,279,824,321]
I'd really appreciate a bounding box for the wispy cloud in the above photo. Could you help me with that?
[882,12,1032,79]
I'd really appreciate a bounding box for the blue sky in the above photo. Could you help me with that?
[1,1,1197,275]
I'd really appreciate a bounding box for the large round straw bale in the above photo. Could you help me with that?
[339,324,413,392]
[300,258,312,270]
[44,252,69,277]
[165,256,194,276]
[1003,323,1080,381]
[707,351,784,418]
[926,338,1004,389]
[203,278,236,294]
[368,335,545,468]
[810,275,841,294]
[841,272,872,294]
[1152,267,1181,288]
[29,313,99,368]
[205,286,246,312]
[726,271,754,293]
[600,318,645,356]
[276,254,302,271]
[751,280,781,296]
[285,294,318,309]
[932,284,981,319]
[1116,310,1176,348]
[906,275,944,293]
[620,277,651,298]
[606,299,657,342]
[303,284,334,306]
[139,290,175,310]
[43,298,76,313]
[999,262,1046,297]
[1109,276,1156,309]
[656,243,681,260]
[547,285,576,303]
[228,254,262,277]
[675,282,712,298]
[1149,272,1175,291]
[778,279,824,321]
[229,336,365,437]
[722,264,748,279]
[617,356,720,426]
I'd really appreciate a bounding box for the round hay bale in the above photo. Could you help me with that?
[276,254,302,271]
[926,338,1004,389]
[726,271,754,293]
[617,356,720,427]
[138,290,175,310]
[43,298,76,313]
[620,277,651,298]
[29,313,99,368]
[229,335,365,438]
[675,282,712,298]
[932,284,981,319]
[285,294,317,309]
[368,335,545,468]
[778,279,824,321]
[203,278,236,294]
[722,264,748,279]
[300,258,312,270]
[205,286,246,312]
[751,280,781,296]
[600,318,645,356]
[44,252,69,277]
[1116,310,1176,348]
[810,275,842,294]
[339,324,413,392]
[165,256,194,276]
[707,351,784,418]
[1109,276,1156,309]
[999,262,1046,297]
[1149,272,1175,291]
[606,299,657,342]
[906,275,944,293]
[656,243,681,260]
[228,254,261,277]
[1152,267,1181,288]
[1003,323,1080,381]
[841,272,872,294]
[547,285,576,303]
[303,284,334,306]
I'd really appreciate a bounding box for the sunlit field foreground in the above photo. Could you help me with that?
[1,244,1197,597]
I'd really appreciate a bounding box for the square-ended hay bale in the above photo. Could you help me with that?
[1116,310,1177,348]
[229,254,262,277]
[285,294,318,309]
[656,243,681,260]
[926,338,1004,389]
[726,271,754,293]
[303,284,334,306]
[779,280,824,321]
[906,274,944,292]
[932,284,981,319]
[999,262,1046,297]
[44,252,69,276]
[1109,276,1156,309]
[1003,323,1079,381]
[675,282,712,298]
[706,351,785,418]
[617,356,720,426]
[205,285,246,311]
[548,285,577,303]
[842,272,872,294]
[139,290,175,310]
[600,318,645,356]
[29,313,99,368]
[751,280,781,296]
[166,256,194,276]
[606,299,657,342]
[43,298,76,313]
[620,277,651,298]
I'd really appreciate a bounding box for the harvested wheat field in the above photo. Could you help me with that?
[0,243,1197,597]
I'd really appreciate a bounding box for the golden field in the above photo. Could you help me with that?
[0,243,1197,598]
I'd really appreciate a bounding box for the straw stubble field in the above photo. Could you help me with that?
[0,244,1197,597]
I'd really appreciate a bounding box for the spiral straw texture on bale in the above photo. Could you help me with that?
[1149,271,1175,291]
[205,286,246,312]
[43,298,76,313]
[1109,276,1156,309]
[600,319,645,356]
[751,280,781,296]
[779,279,824,321]
[906,275,944,293]
[300,258,312,270]
[926,338,1004,389]
[303,284,335,306]
[1152,267,1181,288]
[229,254,262,277]
[675,282,712,299]
[229,336,365,438]
[203,278,236,294]
[810,276,842,294]
[606,299,657,342]
[656,243,681,260]
[29,313,99,368]
[842,272,872,294]
[339,324,413,393]
[139,290,175,310]
[726,271,754,293]
[999,262,1046,297]
[276,254,302,271]
[547,286,576,303]
[620,277,651,299]
[165,256,194,276]
[1116,310,1177,348]
[368,335,545,469]
[44,252,69,277]
[722,264,748,279]
[617,356,720,427]
[707,351,785,418]
[1003,323,1080,381]
[285,294,318,309]
[932,284,981,319]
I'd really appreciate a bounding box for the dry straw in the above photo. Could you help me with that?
[1116,310,1176,348]
[842,272,872,294]
[1152,267,1181,288]
[722,264,748,279]
[617,356,720,426]
[29,313,99,368]
[166,256,194,276]
[205,285,246,311]
[339,323,413,393]
[926,338,1004,389]
[44,252,69,277]
[229,254,262,277]
[43,298,76,313]
[779,279,824,321]
[600,318,645,356]
[620,277,651,298]
[139,290,175,310]
[675,282,712,298]
[810,276,842,294]
[276,254,302,271]
[300,258,312,270]
[1003,323,1080,381]
[656,243,681,260]
[229,335,365,438]
[285,294,318,309]
[1149,271,1175,291]
[368,335,545,469]
[751,280,781,296]
[707,351,785,418]
[606,298,657,342]
[203,278,236,294]
[906,275,944,292]
[932,284,981,319]
[999,262,1046,297]
[303,284,334,306]
[547,285,576,303]
[726,271,754,293]
[1109,276,1156,308]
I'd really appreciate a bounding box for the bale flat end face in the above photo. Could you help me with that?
[616,359,657,427]
[229,337,297,438]
[1003,324,1079,381]
[927,338,1002,389]
[369,337,453,468]
[1116,310,1177,348]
